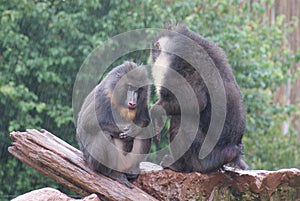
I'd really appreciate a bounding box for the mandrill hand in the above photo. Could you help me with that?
[150,104,166,143]
[119,127,130,139]
[119,125,140,140]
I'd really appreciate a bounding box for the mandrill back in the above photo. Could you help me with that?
[151,24,248,173]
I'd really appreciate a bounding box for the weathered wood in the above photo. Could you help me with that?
[8,129,300,200]
[12,187,100,201]
[268,0,300,138]
[134,168,300,200]
[8,129,157,201]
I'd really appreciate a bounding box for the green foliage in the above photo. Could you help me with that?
[0,0,112,198]
[0,0,299,199]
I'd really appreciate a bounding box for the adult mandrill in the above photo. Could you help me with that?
[151,24,248,173]
[76,61,152,188]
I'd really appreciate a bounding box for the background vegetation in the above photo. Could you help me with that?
[0,0,299,199]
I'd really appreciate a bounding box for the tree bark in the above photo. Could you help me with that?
[134,168,300,200]
[8,129,157,201]
[8,129,300,200]
[270,0,300,139]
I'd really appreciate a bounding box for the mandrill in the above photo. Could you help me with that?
[76,61,152,188]
[150,24,248,173]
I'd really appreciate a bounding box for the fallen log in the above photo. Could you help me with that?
[8,129,300,200]
[134,168,300,200]
[8,129,157,201]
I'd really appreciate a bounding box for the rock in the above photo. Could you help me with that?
[11,187,100,201]
[134,167,300,200]
[140,162,163,172]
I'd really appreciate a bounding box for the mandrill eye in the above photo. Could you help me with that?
[154,41,161,50]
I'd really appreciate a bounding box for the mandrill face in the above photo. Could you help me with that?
[151,32,197,100]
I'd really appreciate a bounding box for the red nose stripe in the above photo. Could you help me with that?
[128,103,136,109]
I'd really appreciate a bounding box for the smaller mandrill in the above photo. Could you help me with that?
[76,61,151,188]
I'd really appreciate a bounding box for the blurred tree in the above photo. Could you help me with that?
[0,0,112,197]
[0,0,299,199]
